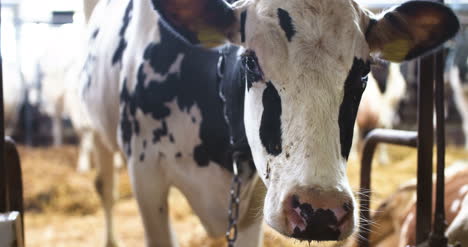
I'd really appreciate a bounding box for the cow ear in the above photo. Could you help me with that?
[366,1,459,62]
[156,0,237,47]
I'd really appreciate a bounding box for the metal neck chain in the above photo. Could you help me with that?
[226,161,242,247]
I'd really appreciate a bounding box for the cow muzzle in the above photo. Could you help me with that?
[282,187,355,242]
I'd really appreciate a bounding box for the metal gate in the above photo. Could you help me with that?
[358,0,459,246]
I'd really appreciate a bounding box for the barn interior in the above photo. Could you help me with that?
[1,0,468,246]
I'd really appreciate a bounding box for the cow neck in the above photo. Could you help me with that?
[157,15,220,61]
[157,16,255,177]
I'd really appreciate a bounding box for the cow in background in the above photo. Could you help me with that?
[352,63,407,164]
[37,22,87,146]
[446,26,468,149]
[1,6,27,138]
[24,0,121,173]
[3,62,26,137]
[350,161,468,247]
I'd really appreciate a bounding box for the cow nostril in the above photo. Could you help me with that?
[284,192,355,241]
[290,206,341,241]
[299,203,314,220]
[286,198,354,241]
[312,208,338,225]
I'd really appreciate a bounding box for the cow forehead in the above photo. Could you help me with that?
[243,0,370,81]
[254,0,360,19]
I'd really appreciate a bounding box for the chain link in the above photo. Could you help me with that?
[226,161,242,247]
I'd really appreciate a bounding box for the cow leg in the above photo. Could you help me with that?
[52,95,65,146]
[52,110,64,146]
[128,156,177,247]
[93,137,119,247]
[378,144,390,165]
[113,151,125,170]
[77,130,95,172]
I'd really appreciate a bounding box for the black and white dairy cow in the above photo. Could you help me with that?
[82,0,459,246]
[446,27,468,149]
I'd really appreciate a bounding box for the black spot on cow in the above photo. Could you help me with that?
[92,28,100,39]
[169,134,175,143]
[277,8,296,42]
[153,121,168,144]
[140,153,145,162]
[240,10,247,43]
[143,140,147,148]
[175,152,182,158]
[191,116,196,123]
[133,119,140,135]
[292,204,341,241]
[194,145,210,166]
[265,162,271,179]
[120,79,134,156]
[338,58,370,160]
[260,81,282,156]
[112,0,133,65]
[119,79,144,156]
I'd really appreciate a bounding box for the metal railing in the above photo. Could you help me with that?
[358,1,456,246]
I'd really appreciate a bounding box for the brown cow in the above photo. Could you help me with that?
[352,63,407,164]
[349,161,468,247]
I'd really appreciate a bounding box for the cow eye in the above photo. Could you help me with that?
[245,57,257,71]
[241,50,263,78]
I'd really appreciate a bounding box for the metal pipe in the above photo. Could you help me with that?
[0,3,6,213]
[430,0,449,245]
[358,129,418,247]
[430,48,448,247]
[416,55,435,244]
[4,137,24,244]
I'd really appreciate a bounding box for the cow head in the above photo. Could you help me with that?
[158,0,459,242]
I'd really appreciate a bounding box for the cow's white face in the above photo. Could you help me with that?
[163,0,459,242]
[233,0,369,240]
